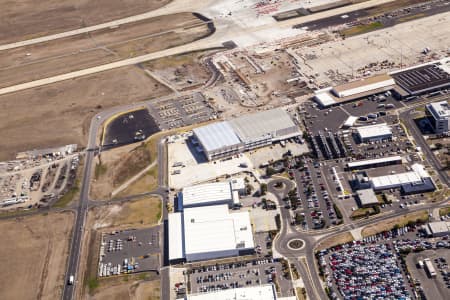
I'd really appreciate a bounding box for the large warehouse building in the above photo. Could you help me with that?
[192,108,301,160]
[355,123,392,143]
[425,101,450,134]
[186,285,278,300]
[177,179,245,210]
[169,204,255,262]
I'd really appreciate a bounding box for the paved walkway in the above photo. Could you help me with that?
[111,159,157,197]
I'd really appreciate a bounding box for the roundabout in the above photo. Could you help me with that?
[287,238,305,250]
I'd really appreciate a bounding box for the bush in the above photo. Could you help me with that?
[260,183,268,196]
[333,204,343,219]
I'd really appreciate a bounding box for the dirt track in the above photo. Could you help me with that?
[0,13,211,88]
[0,212,74,300]
[0,66,171,161]
[0,0,171,44]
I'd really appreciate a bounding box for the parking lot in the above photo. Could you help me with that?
[147,92,215,130]
[292,159,338,230]
[407,248,450,300]
[103,108,160,147]
[318,223,450,300]
[188,258,294,297]
[98,226,160,277]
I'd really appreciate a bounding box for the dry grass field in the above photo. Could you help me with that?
[90,196,162,230]
[361,210,429,237]
[0,212,74,300]
[0,0,171,44]
[86,275,160,300]
[316,232,354,251]
[0,13,212,87]
[0,66,171,161]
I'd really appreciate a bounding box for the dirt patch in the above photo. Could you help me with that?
[0,65,171,161]
[316,232,354,251]
[0,13,212,87]
[91,196,162,230]
[361,210,429,237]
[86,275,160,300]
[91,140,156,200]
[143,49,219,91]
[0,0,171,44]
[0,211,74,300]
[116,166,159,198]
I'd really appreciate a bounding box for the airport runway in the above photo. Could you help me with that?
[0,0,397,96]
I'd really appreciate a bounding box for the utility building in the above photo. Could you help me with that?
[356,123,392,143]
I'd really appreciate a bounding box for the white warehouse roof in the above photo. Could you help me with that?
[183,205,254,258]
[186,284,276,300]
[343,116,358,128]
[230,108,298,143]
[314,87,336,107]
[168,212,185,261]
[356,123,392,140]
[371,172,422,190]
[181,181,232,208]
[193,121,241,153]
[332,74,395,98]
[347,156,402,169]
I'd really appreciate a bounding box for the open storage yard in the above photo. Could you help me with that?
[0,65,171,161]
[0,12,213,87]
[0,212,74,300]
[0,0,171,44]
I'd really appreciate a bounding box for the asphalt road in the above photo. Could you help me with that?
[400,108,449,187]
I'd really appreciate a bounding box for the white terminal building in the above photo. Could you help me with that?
[193,108,301,160]
[355,123,392,143]
[169,204,254,262]
[425,101,450,134]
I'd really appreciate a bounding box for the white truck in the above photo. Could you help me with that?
[68,275,74,285]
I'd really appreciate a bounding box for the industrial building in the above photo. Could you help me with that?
[168,204,254,262]
[314,58,450,108]
[346,156,402,170]
[391,58,450,96]
[425,101,450,134]
[186,285,278,300]
[192,122,243,161]
[192,109,301,160]
[370,164,434,193]
[177,179,245,210]
[423,221,450,237]
[355,123,392,143]
[356,189,379,208]
[314,74,398,107]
